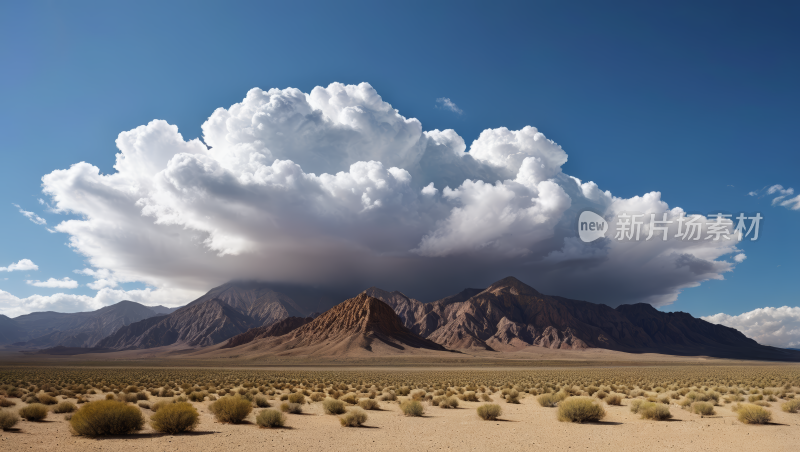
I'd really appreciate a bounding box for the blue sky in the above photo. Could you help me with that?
[0,1,798,342]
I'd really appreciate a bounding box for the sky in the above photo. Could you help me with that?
[0,1,798,347]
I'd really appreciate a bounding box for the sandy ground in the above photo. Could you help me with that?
[2,391,799,452]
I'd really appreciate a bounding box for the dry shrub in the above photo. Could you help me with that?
[19,403,48,421]
[692,402,715,416]
[537,393,563,407]
[557,397,606,423]
[150,402,199,434]
[36,393,57,405]
[254,396,270,408]
[256,409,285,428]
[53,401,77,413]
[439,396,459,409]
[209,396,252,424]
[461,391,478,402]
[781,399,800,413]
[357,398,380,410]
[151,400,173,412]
[188,391,206,402]
[288,392,306,404]
[505,389,520,404]
[0,397,16,407]
[737,404,772,424]
[476,403,502,420]
[605,394,622,406]
[280,402,302,414]
[340,393,357,405]
[323,398,346,415]
[0,411,20,430]
[340,408,367,427]
[639,402,672,420]
[69,400,144,436]
[480,393,492,402]
[400,400,425,417]
[310,392,325,402]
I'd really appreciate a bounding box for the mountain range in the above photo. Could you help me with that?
[3,277,799,362]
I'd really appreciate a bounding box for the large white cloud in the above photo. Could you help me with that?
[0,82,748,317]
[704,307,800,349]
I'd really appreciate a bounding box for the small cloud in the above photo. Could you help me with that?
[435,97,463,115]
[748,191,758,196]
[26,277,79,289]
[12,203,47,225]
[421,182,438,196]
[0,259,39,272]
[733,253,746,263]
[750,185,800,211]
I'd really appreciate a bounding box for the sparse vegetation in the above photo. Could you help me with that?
[256,409,286,428]
[280,402,302,414]
[736,404,772,424]
[605,394,622,406]
[782,399,800,413]
[692,402,715,416]
[400,399,425,417]
[0,411,20,430]
[476,403,502,420]
[209,396,252,423]
[340,408,368,427]
[150,402,199,434]
[53,401,77,413]
[557,397,606,423]
[358,398,380,410]
[323,398,346,414]
[639,402,673,420]
[69,400,145,436]
[19,403,48,421]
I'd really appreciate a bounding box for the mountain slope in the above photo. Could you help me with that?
[221,316,315,349]
[212,293,450,357]
[97,299,257,349]
[187,281,306,326]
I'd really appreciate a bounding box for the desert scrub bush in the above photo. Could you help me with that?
[340,393,357,405]
[476,403,502,420]
[256,409,285,428]
[504,389,520,404]
[357,398,379,410]
[781,399,800,413]
[439,396,459,409]
[400,400,425,417]
[737,404,772,424]
[692,402,715,415]
[480,393,492,402]
[557,397,606,423]
[118,393,138,403]
[460,391,478,402]
[0,397,17,407]
[208,396,252,424]
[639,402,672,420]
[150,402,199,434]
[158,388,174,398]
[310,392,325,402]
[138,401,151,409]
[595,390,608,400]
[340,408,367,427]
[380,392,397,401]
[188,391,206,402]
[280,402,302,414]
[288,392,306,404]
[605,394,622,406]
[254,395,270,408]
[69,400,144,436]
[53,401,77,413]
[151,400,173,412]
[0,411,20,430]
[36,393,57,405]
[19,403,48,421]
[323,398,346,415]
[537,393,563,407]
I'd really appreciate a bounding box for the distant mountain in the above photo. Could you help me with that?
[3,300,166,348]
[148,305,182,315]
[0,314,26,344]
[97,281,309,350]
[365,276,800,361]
[212,293,449,357]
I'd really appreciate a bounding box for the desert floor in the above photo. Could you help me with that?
[2,387,799,452]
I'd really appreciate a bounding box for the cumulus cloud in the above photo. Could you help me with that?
[0,259,38,272]
[435,97,463,114]
[8,81,746,317]
[26,277,79,289]
[13,203,46,225]
[703,307,800,349]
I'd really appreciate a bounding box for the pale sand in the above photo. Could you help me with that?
[2,393,799,451]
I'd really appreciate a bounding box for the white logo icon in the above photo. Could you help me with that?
[579,211,608,242]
